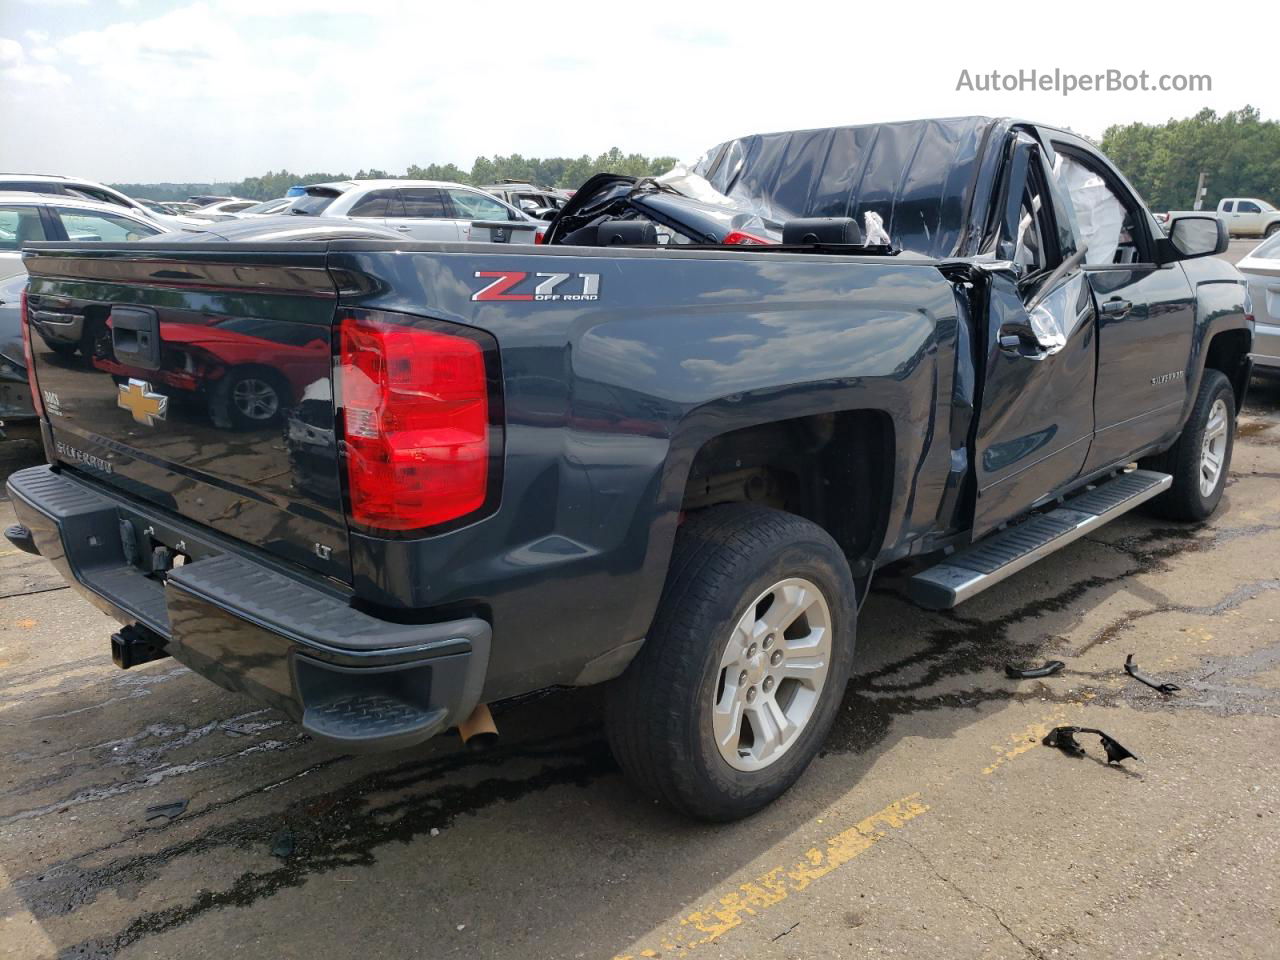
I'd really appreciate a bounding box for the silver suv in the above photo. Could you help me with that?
[288,179,541,243]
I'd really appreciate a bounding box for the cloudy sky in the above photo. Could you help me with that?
[1,0,1274,184]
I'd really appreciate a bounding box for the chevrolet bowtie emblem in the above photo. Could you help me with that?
[117,379,168,426]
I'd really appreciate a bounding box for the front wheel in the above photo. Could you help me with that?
[605,505,857,821]
[1143,368,1236,520]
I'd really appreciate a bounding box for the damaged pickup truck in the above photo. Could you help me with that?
[7,117,1252,820]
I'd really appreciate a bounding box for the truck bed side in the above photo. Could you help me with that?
[326,242,968,697]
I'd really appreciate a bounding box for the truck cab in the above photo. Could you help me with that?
[1218,198,1280,238]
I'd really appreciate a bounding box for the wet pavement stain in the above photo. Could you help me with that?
[17,728,615,959]
[824,519,1280,756]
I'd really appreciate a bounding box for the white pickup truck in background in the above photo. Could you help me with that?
[1159,197,1280,238]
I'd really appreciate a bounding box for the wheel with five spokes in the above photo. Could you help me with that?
[606,504,857,821]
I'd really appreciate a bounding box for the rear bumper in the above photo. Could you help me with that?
[29,312,83,346]
[5,464,490,752]
[1252,319,1280,371]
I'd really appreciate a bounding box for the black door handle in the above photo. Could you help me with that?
[1100,298,1132,319]
[997,321,1041,353]
[110,307,162,370]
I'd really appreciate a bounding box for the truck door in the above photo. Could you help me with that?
[1045,138,1196,475]
[1233,199,1263,237]
[971,134,1097,537]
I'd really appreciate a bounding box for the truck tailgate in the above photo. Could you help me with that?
[22,246,351,582]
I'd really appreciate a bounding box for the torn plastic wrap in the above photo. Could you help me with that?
[689,117,993,257]
[1053,154,1125,265]
[653,165,741,209]
[863,212,891,246]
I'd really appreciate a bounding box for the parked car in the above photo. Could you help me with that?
[161,216,405,243]
[480,181,568,220]
[0,272,35,430]
[187,194,235,207]
[0,174,200,230]
[0,192,169,285]
[183,198,258,222]
[1161,197,1280,239]
[1238,231,1280,373]
[230,197,295,218]
[288,179,541,243]
[8,117,1251,822]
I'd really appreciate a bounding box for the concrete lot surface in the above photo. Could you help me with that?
[1,298,1278,957]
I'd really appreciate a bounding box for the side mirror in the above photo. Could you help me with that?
[1159,215,1228,262]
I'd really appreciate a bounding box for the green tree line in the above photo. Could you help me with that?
[1101,106,1280,211]
[110,147,679,203]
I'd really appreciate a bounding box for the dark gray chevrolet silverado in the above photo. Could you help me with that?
[7,118,1253,820]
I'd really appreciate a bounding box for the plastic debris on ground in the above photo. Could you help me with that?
[1043,726,1141,765]
[144,799,188,823]
[1004,660,1066,679]
[1124,653,1181,694]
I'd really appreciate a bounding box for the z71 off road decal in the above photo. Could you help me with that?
[472,271,600,302]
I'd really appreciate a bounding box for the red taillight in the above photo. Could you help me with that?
[338,311,490,531]
[534,229,545,244]
[20,289,44,418]
[721,230,773,246]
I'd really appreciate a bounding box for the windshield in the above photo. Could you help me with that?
[240,198,291,215]
[1250,232,1280,260]
[290,190,340,216]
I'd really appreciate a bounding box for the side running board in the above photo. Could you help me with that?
[907,469,1172,610]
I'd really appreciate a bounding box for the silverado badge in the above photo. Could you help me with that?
[117,379,168,426]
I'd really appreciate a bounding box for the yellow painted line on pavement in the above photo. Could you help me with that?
[612,793,929,959]
[615,707,1080,957]
[983,698,1089,775]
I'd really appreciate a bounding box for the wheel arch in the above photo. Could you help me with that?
[1202,327,1253,411]
[676,408,897,578]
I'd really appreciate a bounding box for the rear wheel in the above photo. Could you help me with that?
[1144,369,1235,520]
[606,505,857,821]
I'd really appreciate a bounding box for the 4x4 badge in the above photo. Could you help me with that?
[117,379,168,426]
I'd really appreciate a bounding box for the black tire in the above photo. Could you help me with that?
[1266,223,1279,239]
[605,504,857,821]
[1142,369,1235,521]
[210,367,289,431]
[46,340,78,358]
